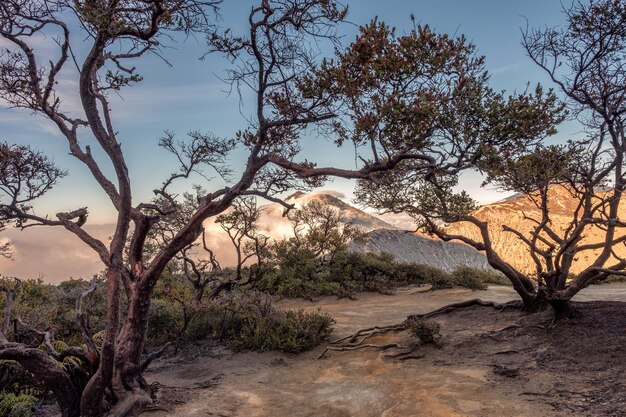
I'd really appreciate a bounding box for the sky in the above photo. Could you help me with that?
[0,0,579,280]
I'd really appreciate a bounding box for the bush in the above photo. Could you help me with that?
[449,267,508,290]
[405,317,442,346]
[0,277,107,346]
[450,267,489,290]
[256,250,447,298]
[414,265,453,290]
[200,290,334,352]
[256,246,509,297]
[0,361,42,395]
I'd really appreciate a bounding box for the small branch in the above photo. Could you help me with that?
[76,276,99,363]
[0,277,21,336]
[141,343,172,372]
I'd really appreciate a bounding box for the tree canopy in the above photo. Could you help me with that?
[356,0,626,320]
[0,1,567,415]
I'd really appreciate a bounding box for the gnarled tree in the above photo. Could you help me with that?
[357,0,626,321]
[0,1,562,415]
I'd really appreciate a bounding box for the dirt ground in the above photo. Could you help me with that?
[142,283,626,417]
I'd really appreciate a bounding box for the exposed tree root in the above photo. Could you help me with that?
[319,298,524,359]
[106,392,153,417]
[317,343,407,359]
[407,298,523,321]
[330,324,406,346]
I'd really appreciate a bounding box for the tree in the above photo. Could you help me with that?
[260,200,364,297]
[0,143,65,260]
[284,200,363,265]
[216,196,270,287]
[0,2,559,415]
[147,190,224,305]
[357,0,626,321]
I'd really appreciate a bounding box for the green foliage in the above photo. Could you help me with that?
[479,271,514,286]
[341,20,564,223]
[52,278,107,345]
[480,144,581,194]
[0,142,66,230]
[256,250,412,298]
[147,278,334,353]
[450,267,510,290]
[0,361,41,396]
[450,267,489,290]
[0,392,37,417]
[199,290,334,353]
[0,277,107,346]
[256,243,503,298]
[405,317,443,346]
[148,273,197,346]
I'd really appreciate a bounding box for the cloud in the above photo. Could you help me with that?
[491,61,525,75]
[0,190,395,283]
[0,225,112,282]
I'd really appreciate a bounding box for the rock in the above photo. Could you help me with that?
[348,229,497,273]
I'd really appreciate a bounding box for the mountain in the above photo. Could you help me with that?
[280,192,497,272]
[445,185,626,275]
[348,229,495,272]
[282,191,398,231]
[1,190,502,282]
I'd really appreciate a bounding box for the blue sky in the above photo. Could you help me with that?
[0,0,574,224]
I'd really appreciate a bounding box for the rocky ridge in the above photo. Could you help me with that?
[278,191,496,272]
[348,229,495,272]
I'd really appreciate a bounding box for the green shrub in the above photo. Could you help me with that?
[255,246,510,297]
[0,392,38,417]
[450,267,488,290]
[201,290,334,352]
[0,361,43,396]
[256,250,452,298]
[449,267,508,290]
[405,317,442,346]
[0,277,107,346]
[414,265,453,290]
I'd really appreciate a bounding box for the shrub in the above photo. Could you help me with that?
[0,277,107,346]
[449,267,508,290]
[405,317,442,346]
[53,278,107,345]
[200,290,334,352]
[450,267,489,290]
[256,246,510,297]
[413,265,453,290]
[256,250,449,298]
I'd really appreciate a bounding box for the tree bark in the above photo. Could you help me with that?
[549,299,577,322]
[520,290,549,313]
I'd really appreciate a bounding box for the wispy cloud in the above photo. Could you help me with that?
[491,61,525,75]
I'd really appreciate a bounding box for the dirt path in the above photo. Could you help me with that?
[145,284,626,417]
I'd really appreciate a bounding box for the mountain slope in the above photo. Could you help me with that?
[445,185,626,275]
[348,229,495,272]
[282,191,398,231]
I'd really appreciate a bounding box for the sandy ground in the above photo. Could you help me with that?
[143,283,626,417]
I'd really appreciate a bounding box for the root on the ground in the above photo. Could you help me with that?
[318,298,523,359]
